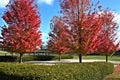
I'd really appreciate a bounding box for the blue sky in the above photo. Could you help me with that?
[0,0,120,44]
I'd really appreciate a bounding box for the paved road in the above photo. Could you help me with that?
[24,59,120,67]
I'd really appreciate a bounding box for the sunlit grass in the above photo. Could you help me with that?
[73,55,120,61]
[0,50,9,54]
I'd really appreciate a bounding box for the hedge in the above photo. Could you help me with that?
[22,54,73,61]
[22,55,55,61]
[0,62,113,80]
[0,56,17,62]
[0,54,73,62]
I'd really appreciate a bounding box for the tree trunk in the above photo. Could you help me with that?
[58,54,61,61]
[11,53,14,57]
[19,53,23,63]
[106,55,108,62]
[79,54,82,63]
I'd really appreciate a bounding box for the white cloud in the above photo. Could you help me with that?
[38,0,54,5]
[113,12,120,23]
[0,0,9,8]
[42,32,48,37]
[115,31,120,45]
[98,11,120,23]
[42,32,49,42]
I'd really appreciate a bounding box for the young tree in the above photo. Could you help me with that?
[48,16,69,61]
[59,0,104,63]
[1,0,42,63]
[96,10,119,62]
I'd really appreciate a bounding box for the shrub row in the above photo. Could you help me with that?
[0,54,73,62]
[23,54,73,61]
[0,56,17,62]
[22,55,55,61]
[0,62,114,80]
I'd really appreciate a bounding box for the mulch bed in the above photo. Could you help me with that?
[103,65,120,80]
[114,65,120,72]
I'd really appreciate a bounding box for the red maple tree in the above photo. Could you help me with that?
[96,10,119,62]
[1,0,42,63]
[59,0,104,63]
[48,16,69,61]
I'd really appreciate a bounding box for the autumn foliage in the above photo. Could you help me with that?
[98,10,119,54]
[95,10,119,62]
[48,0,119,63]
[1,0,42,63]
[58,0,104,62]
[48,17,69,61]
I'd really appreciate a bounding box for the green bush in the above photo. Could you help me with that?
[0,56,17,62]
[23,55,55,61]
[0,54,73,62]
[23,54,73,61]
[0,62,113,80]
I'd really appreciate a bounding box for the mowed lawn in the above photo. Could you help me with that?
[73,55,120,61]
[0,51,11,55]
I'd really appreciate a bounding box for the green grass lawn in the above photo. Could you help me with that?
[0,50,9,54]
[0,50,11,55]
[73,55,120,61]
